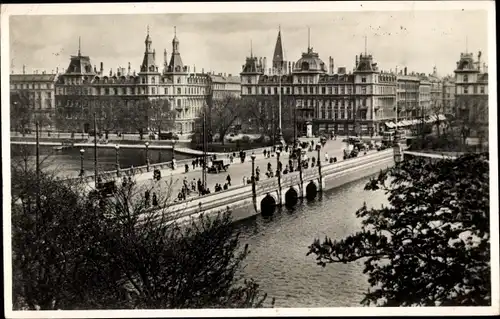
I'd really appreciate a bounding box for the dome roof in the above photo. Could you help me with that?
[294,48,327,73]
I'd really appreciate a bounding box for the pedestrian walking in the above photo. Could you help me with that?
[324,152,329,163]
[226,174,232,186]
[152,193,158,206]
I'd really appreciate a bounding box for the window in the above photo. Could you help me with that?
[362,98,367,107]
[152,87,156,95]
[164,88,168,94]
[247,77,251,84]
[105,88,109,95]
[152,77,155,84]
[322,87,326,94]
[361,77,366,83]
[177,99,181,108]
[361,86,366,94]
[47,92,52,99]
[481,86,485,94]
[142,78,146,84]
[464,87,468,94]
[177,78,181,84]
[309,86,314,94]
[274,87,278,94]
[177,88,181,94]
[473,86,477,94]
[340,86,344,94]
[463,75,468,83]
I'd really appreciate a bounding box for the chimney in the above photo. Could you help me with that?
[56,67,59,73]
[202,68,204,74]
[109,68,112,76]
[194,65,196,73]
[100,62,104,74]
[153,48,156,60]
[164,49,167,64]
[355,55,358,68]
[331,58,335,74]
[23,65,26,74]
[404,67,407,76]
[263,57,267,73]
[128,62,131,75]
[117,68,120,76]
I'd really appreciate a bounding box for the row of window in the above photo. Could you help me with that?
[460,85,486,94]
[56,86,208,96]
[11,83,54,90]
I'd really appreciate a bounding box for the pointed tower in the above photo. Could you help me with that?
[272,26,286,73]
[140,26,158,73]
[168,26,184,73]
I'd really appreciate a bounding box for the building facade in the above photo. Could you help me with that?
[395,70,420,120]
[54,28,239,134]
[454,51,488,134]
[240,30,397,137]
[418,76,431,117]
[442,77,456,116]
[208,73,241,99]
[10,68,59,129]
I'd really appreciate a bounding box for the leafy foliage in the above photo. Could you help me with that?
[11,167,272,310]
[308,153,490,306]
[10,91,33,133]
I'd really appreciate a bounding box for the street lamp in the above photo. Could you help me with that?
[115,144,120,176]
[145,141,150,172]
[277,66,284,146]
[276,149,281,176]
[79,148,85,177]
[316,143,322,191]
[251,153,257,192]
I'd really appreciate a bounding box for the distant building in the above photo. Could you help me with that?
[208,73,241,99]
[54,28,238,134]
[10,67,59,130]
[442,76,456,116]
[396,70,420,120]
[240,29,397,137]
[454,51,488,136]
[418,75,432,117]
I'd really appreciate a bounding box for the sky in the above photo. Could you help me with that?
[9,9,490,77]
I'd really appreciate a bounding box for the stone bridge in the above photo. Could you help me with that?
[145,147,399,225]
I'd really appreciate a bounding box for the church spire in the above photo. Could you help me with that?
[145,25,152,52]
[78,36,81,56]
[272,26,285,72]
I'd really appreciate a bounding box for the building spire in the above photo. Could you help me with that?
[78,36,81,56]
[174,25,177,37]
[307,26,310,50]
[250,39,253,58]
[147,25,150,35]
[273,27,285,71]
[465,35,468,53]
[364,35,367,55]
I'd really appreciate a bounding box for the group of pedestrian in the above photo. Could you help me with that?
[144,190,158,207]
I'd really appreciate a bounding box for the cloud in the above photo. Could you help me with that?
[9,10,489,77]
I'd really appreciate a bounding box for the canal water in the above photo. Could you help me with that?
[10,144,192,178]
[234,176,389,308]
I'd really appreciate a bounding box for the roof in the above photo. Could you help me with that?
[258,74,293,84]
[318,73,354,83]
[273,30,284,64]
[10,73,58,82]
[168,52,184,73]
[241,57,264,74]
[354,54,378,73]
[209,74,240,84]
[294,48,327,73]
[66,55,95,75]
[455,52,479,72]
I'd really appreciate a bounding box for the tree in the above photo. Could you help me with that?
[12,165,273,309]
[308,153,490,306]
[208,94,242,145]
[119,100,149,139]
[10,91,33,135]
[146,99,176,137]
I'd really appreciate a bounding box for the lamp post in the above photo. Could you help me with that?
[79,148,85,177]
[171,139,177,170]
[115,144,120,176]
[297,145,303,196]
[277,66,284,146]
[316,143,322,192]
[145,142,150,172]
[251,153,257,191]
[276,149,282,204]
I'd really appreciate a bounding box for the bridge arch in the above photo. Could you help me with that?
[305,181,318,201]
[260,193,277,217]
[284,187,299,207]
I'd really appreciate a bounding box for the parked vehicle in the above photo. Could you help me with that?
[158,132,179,140]
[208,159,231,173]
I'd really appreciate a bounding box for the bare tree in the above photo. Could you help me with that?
[207,94,242,145]
[146,99,176,137]
[10,90,33,135]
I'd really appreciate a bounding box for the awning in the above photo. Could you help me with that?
[385,122,395,128]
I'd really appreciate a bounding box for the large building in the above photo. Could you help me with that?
[10,67,59,129]
[54,28,240,134]
[454,51,488,136]
[240,29,397,137]
[418,75,432,117]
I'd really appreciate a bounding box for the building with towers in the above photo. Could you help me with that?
[240,29,397,137]
[53,27,239,134]
[454,50,488,137]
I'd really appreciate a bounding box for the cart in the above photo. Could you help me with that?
[208,158,231,173]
